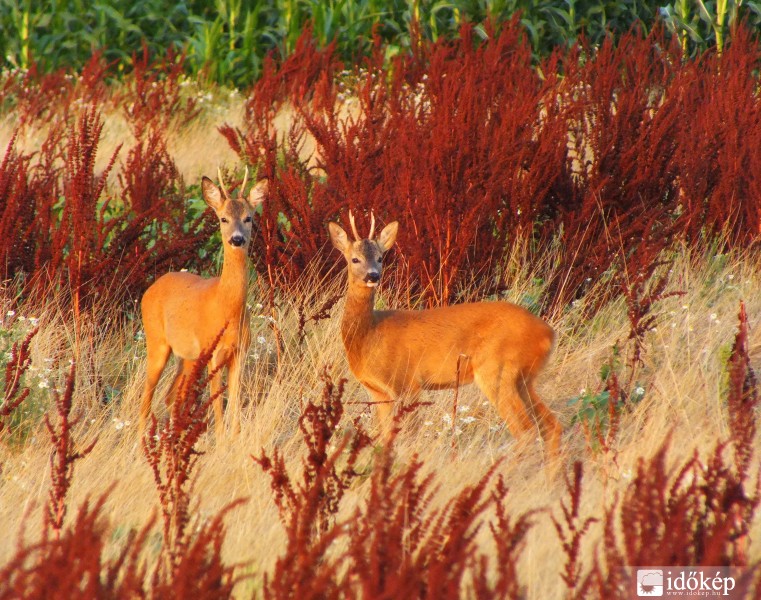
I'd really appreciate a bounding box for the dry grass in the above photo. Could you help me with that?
[1,233,759,596]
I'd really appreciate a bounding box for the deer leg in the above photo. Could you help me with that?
[474,365,535,444]
[139,343,171,436]
[365,386,395,442]
[166,359,197,407]
[226,349,245,436]
[519,376,562,457]
[210,349,231,441]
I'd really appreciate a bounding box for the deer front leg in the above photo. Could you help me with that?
[139,343,170,437]
[364,386,395,442]
[210,349,230,441]
[226,348,244,436]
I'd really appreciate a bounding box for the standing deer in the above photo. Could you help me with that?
[328,212,562,456]
[139,169,265,439]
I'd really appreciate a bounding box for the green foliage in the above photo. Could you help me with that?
[568,346,646,439]
[660,0,761,55]
[6,0,755,88]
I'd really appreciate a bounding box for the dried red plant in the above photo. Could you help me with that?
[0,326,37,436]
[142,328,224,580]
[253,367,371,598]
[551,462,598,595]
[726,301,759,479]
[580,437,760,598]
[43,362,97,539]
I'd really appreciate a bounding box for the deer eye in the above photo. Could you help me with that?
[377,255,383,263]
[220,217,229,223]
[352,258,360,264]
[244,216,252,223]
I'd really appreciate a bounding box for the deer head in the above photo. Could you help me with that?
[202,167,266,251]
[329,211,398,289]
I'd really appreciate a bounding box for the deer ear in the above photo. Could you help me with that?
[378,221,398,252]
[202,176,224,211]
[247,178,267,209]
[328,222,350,253]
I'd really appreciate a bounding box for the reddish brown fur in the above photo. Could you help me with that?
[329,216,561,455]
[139,173,266,440]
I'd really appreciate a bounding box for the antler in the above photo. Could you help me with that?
[217,166,230,200]
[348,210,361,241]
[348,210,378,240]
[239,166,249,198]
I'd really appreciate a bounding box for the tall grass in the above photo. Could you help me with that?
[0,241,759,597]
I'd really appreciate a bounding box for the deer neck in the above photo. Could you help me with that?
[341,283,375,355]
[218,245,249,311]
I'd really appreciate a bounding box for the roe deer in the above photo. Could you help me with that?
[139,169,265,439]
[328,212,562,456]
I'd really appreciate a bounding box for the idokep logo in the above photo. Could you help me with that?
[631,567,740,598]
[637,569,663,596]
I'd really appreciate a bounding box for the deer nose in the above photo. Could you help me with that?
[229,234,246,247]
[366,272,380,284]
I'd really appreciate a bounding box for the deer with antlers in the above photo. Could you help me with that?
[328,211,562,456]
[139,168,265,439]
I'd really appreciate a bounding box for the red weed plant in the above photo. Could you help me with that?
[579,437,760,598]
[0,52,111,129]
[224,21,575,306]
[254,369,537,598]
[0,493,122,600]
[142,328,240,590]
[0,326,37,437]
[345,454,535,599]
[726,301,759,479]
[253,367,371,598]
[44,362,97,540]
[669,26,761,245]
[544,28,684,314]
[551,462,598,597]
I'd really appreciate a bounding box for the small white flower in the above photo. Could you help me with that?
[460,416,476,425]
[621,469,632,480]
[442,414,452,424]
[710,313,718,321]
[115,421,124,431]
[682,304,689,310]
[6,310,15,317]
[634,386,645,396]
[257,336,266,345]
[253,353,260,360]
[728,274,734,280]
[457,405,470,413]
[38,380,49,389]
[424,421,433,427]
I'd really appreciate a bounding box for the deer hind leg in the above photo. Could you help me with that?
[518,375,562,457]
[473,364,535,445]
[140,342,171,436]
[166,359,197,407]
